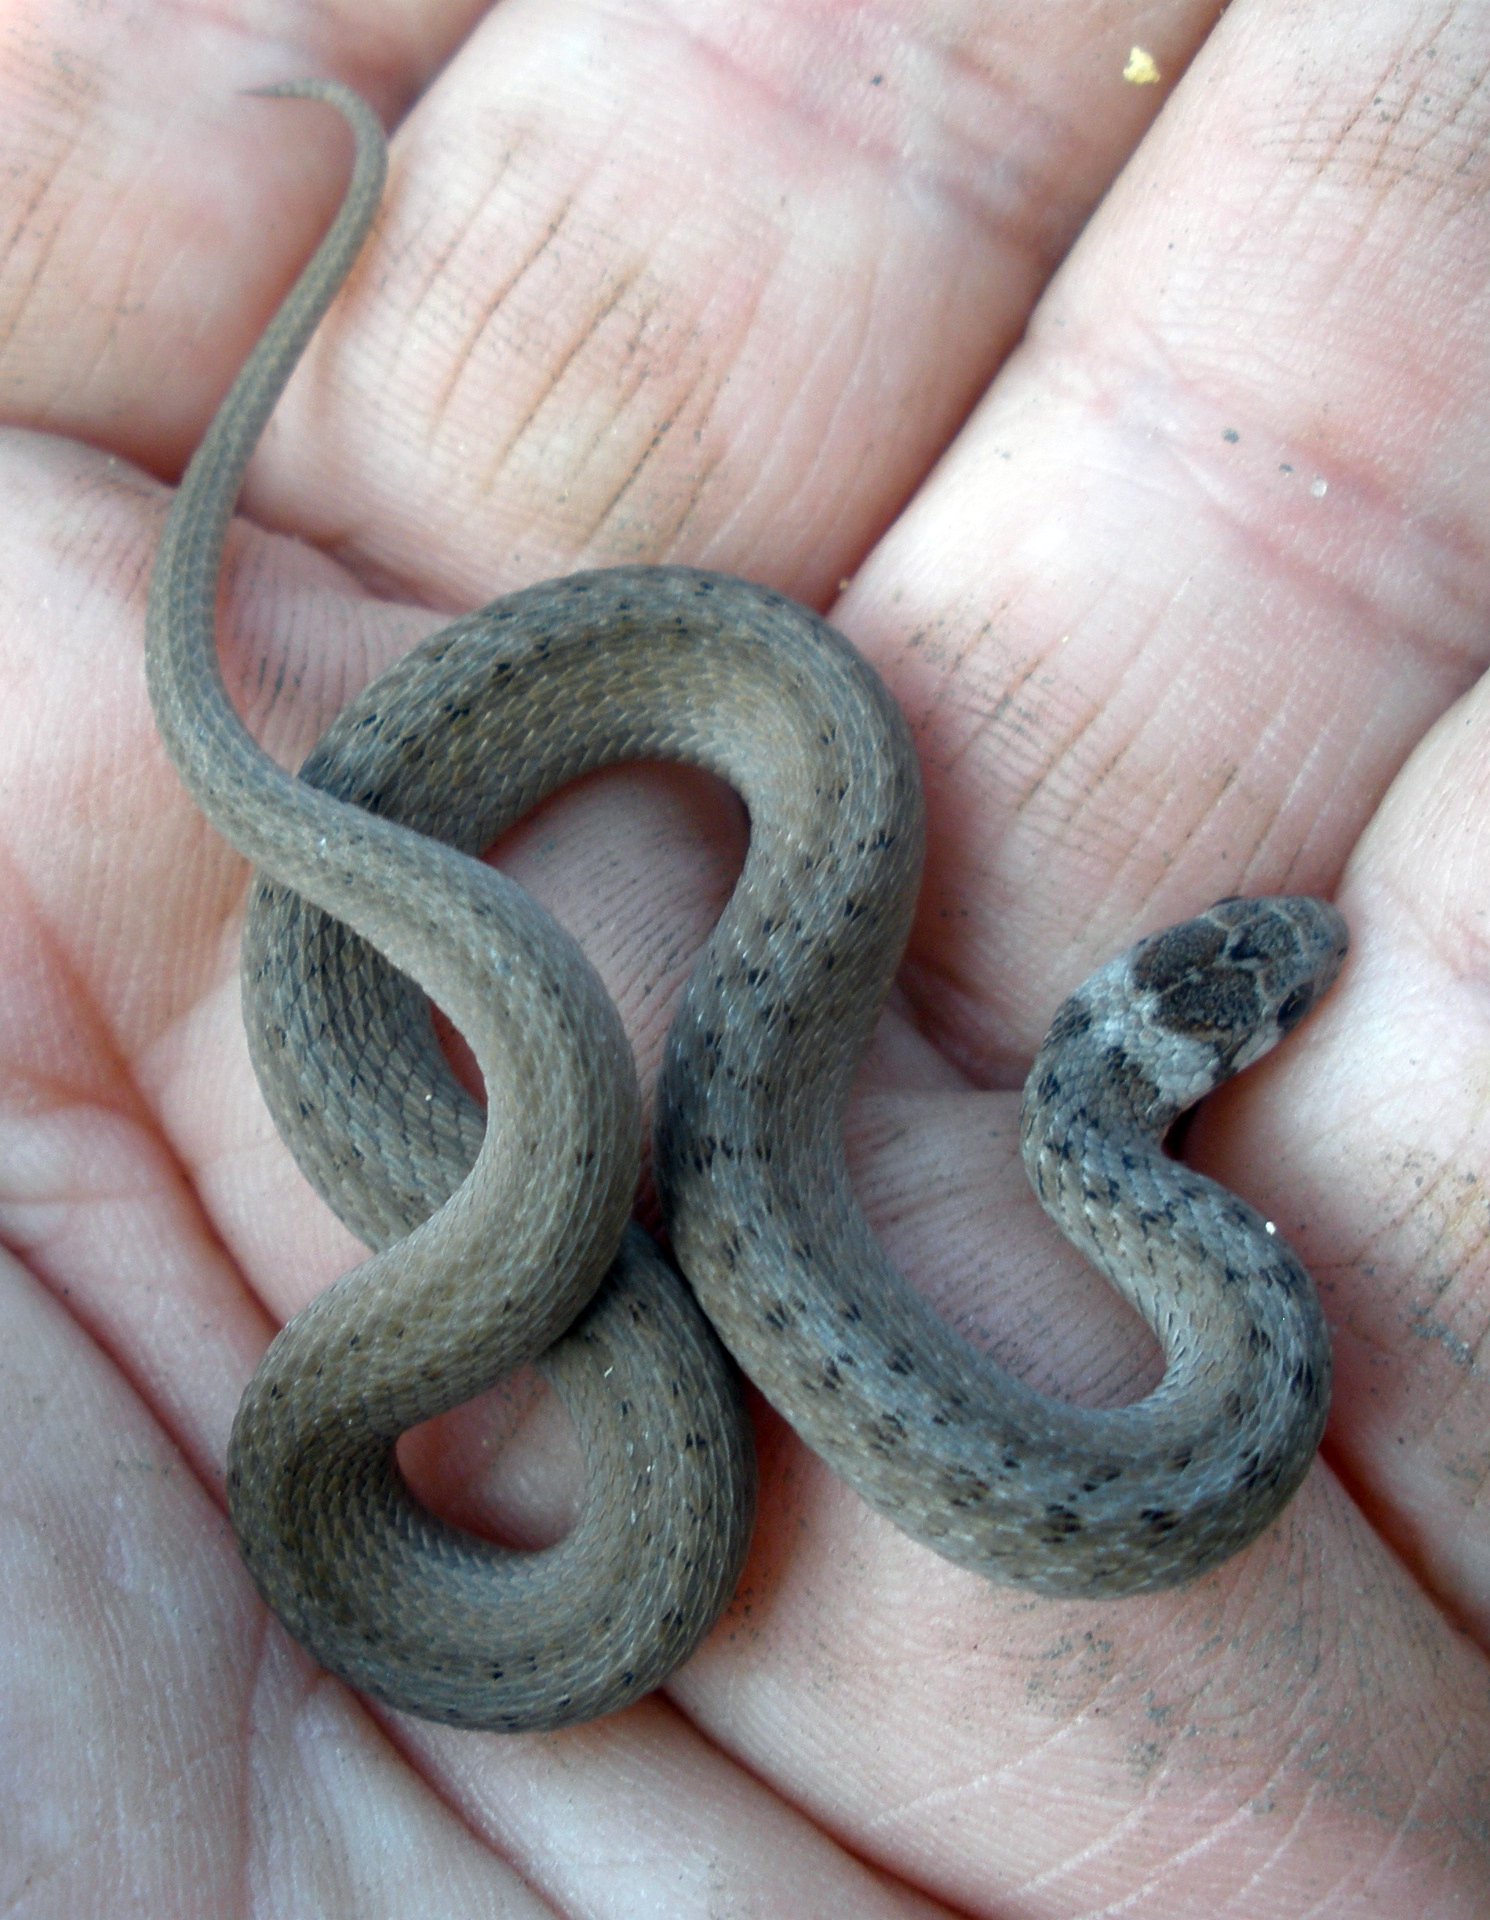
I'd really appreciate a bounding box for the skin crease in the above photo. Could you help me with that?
[0,0,1488,1913]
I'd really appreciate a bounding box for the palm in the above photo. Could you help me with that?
[3,5,1486,1915]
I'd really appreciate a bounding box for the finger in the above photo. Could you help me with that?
[0,1253,264,1914]
[1311,663,1490,1644]
[839,0,1490,1074]
[250,1,1205,606]
[0,3,1226,598]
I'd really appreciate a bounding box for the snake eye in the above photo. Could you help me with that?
[1275,984,1314,1032]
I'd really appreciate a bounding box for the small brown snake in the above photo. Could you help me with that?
[145,82,1345,1730]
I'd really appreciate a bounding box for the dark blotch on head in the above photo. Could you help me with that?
[1227,911,1296,967]
[1133,917,1226,992]
[1156,966,1259,1040]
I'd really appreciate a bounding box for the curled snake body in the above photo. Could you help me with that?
[145,83,1344,1730]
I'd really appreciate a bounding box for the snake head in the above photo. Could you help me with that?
[1024,894,1350,1146]
[1130,894,1349,1087]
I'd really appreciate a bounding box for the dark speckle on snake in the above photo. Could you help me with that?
[144,81,1345,1730]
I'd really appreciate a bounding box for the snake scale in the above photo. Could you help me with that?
[144,82,1345,1730]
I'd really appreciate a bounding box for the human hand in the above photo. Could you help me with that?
[2,4,1486,1915]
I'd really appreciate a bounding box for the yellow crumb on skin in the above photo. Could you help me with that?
[1123,46,1161,85]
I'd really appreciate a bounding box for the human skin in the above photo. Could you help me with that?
[1,2,1487,1916]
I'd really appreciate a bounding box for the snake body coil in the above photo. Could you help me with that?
[145,83,1344,1730]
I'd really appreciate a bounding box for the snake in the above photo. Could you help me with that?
[144,81,1345,1731]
